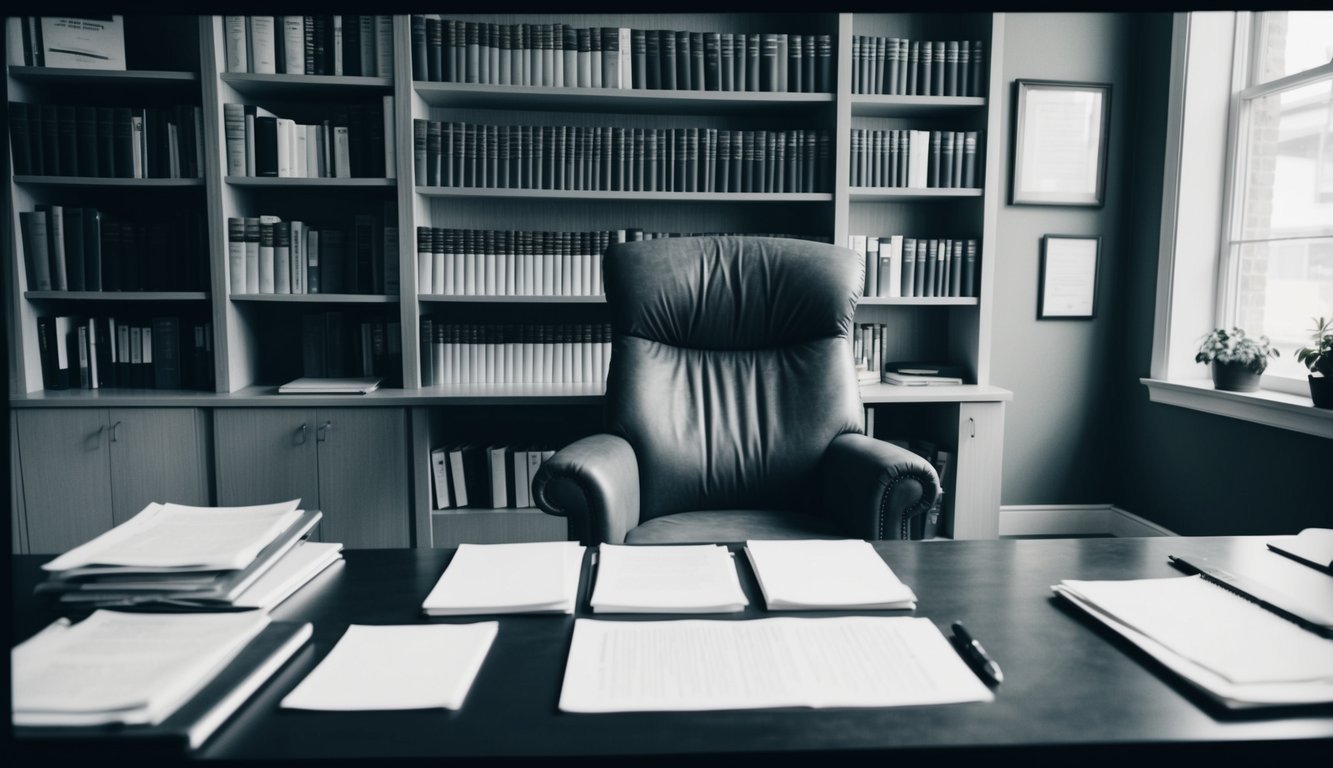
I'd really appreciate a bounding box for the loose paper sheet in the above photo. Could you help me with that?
[591,544,748,613]
[280,623,498,711]
[559,616,993,713]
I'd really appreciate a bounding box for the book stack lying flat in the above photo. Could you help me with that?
[13,610,312,754]
[34,500,328,611]
[422,541,585,616]
[744,539,918,611]
[590,544,748,614]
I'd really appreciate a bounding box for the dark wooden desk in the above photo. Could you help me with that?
[11,536,1333,763]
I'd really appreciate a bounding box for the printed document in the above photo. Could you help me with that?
[13,610,270,726]
[43,500,303,573]
[560,616,992,712]
[1054,575,1333,708]
[280,623,498,711]
[744,539,917,610]
[422,541,585,615]
[590,544,748,613]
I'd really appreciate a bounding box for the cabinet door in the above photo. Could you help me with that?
[951,402,1005,540]
[214,408,320,512]
[108,408,210,525]
[15,409,114,554]
[315,408,410,549]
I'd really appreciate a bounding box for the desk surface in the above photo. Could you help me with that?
[11,536,1333,762]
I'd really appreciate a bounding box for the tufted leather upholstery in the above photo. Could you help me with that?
[532,236,940,545]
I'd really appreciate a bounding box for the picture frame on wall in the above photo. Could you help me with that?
[1010,80,1111,206]
[1038,235,1100,319]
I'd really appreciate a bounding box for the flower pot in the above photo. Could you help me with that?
[1211,360,1261,392]
[1310,375,1333,409]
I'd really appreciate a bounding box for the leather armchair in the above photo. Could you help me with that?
[532,236,940,545]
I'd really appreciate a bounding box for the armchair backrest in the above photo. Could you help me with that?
[603,236,865,522]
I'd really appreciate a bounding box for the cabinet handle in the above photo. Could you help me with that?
[969,417,976,438]
[110,421,122,443]
[295,422,308,445]
[317,420,333,442]
[89,424,105,449]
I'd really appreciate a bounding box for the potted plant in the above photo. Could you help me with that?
[1295,316,1333,409]
[1195,327,1279,392]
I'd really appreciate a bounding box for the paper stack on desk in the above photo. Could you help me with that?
[13,609,312,749]
[33,500,328,610]
[421,540,585,616]
[1053,575,1333,709]
[590,544,748,614]
[744,539,917,611]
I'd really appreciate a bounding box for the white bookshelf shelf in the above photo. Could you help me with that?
[416,81,834,114]
[224,176,396,187]
[850,94,985,117]
[417,187,832,202]
[230,294,398,304]
[13,175,204,187]
[419,295,606,304]
[849,187,982,201]
[220,72,392,97]
[25,291,209,301]
[9,66,198,85]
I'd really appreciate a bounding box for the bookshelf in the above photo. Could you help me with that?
[7,12,1009,553]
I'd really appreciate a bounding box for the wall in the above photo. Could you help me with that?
[1113,15,1333,536]
[991,13,1133,505]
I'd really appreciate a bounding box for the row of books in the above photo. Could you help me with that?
[880,434,953,539]
[19,206,207,293]
[37,315,214,392]
[850,37,986,97]
[301,312,401,383]
[411,18,834,94]
[226,212,398,296]
[223,15,393,77]
[9,16,127,70]
[849,235,980,299]
[414,228,823,298]
[8,102,204,179]
[429,444,555,511]
[853,323,888,386]
[414,121,832,193]
[850,129,981,189]
[223,100,393,179]
[418,320,612,387]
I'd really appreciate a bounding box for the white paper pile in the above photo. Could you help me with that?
[744,539,917,610]
[422,541,585,616]
[590,544,747,613]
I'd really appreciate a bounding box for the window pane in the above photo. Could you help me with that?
[1253,12,1333,85]
[1237,79,1333,241]
[1231,238,1333,381]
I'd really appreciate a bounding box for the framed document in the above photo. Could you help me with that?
[1010,80,1111,206]
[1038,235,1100,319]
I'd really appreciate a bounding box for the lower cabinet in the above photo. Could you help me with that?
[13,408,210,554]
[213,407,410,549]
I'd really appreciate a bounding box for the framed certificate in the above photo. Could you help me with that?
[1011,80,1111,206]
[1038,235,1100,319]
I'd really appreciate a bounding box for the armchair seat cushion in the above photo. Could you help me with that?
[624,509,846,545]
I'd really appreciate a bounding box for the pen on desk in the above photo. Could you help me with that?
[951,621,1004,686]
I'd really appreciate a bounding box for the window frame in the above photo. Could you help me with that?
[1215,11,1333,397]
[1145,12,1333,439]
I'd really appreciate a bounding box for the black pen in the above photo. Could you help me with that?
[951,621,1004,686]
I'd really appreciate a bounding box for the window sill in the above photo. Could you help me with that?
[1141,378,1333,440]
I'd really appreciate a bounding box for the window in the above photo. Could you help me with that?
[1221,11,1333,394]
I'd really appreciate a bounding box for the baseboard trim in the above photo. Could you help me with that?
[998,505,1176,538]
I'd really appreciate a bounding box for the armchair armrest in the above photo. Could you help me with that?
[531,434,641,545]
[820,433,941,540]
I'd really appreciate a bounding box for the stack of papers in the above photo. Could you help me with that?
[278,376,382,394]
[559,616,993,712]
[590,544,748,614]
[230,541,343,610]
[1268,528,1333,572]
[421,541,585,616]
[281,623,498,711]
[13,610,272,727]
[13,610,311,750]
[1053,575,1333,709]
[34,500,326,610]
[744,539,917,610]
